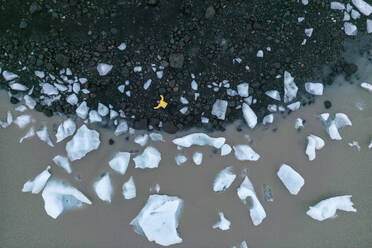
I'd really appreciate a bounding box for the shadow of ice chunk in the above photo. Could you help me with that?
[66,125,100,161]
[134,146,161,169]
[237,176,266,226]
[213,167,236,192]
[42,179,92,219]
[212,212,231,231]
[93,172,113,203]
[172,133,225,148]
[109,152,130,175]
[130,194,183,246]
[122,176,136,200]
[277,164,304,195]
[56,119,76,143]
[22,165,51,194]
[233,145,260,161]
[306,195,357,221]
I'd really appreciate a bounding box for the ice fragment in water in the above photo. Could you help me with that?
[1,110,13,128]
[348,141,361,151]
[191,80,198,90]
[262,114,274,125]
[344,22,357,35]
[277,164,304,195]
[97,103,109,116]
[320,113,352,140]
[213,167,236,192]
[287,101,301,111]
[134,146,161,169]
[242,103,257,128]
[175,154,187,165]
[212,99,228,120]
[109,152,130,175]
[130,194,183,246]
[351,9,361,19]
[368,139,372,149]
[192,152,203,165]
[122,176,136,199]
[172,133,225,148]
[134,134,149,146]
[24,95,36,109]
[306,134,325,161]
[352,0,372,16]
[283,71,298,103]
[361,82,372,91]
[118,42,126,50]
[76,101,89,119]
[305,82,324,95]
[114,121,128,136]
[306,195,357,221]
[97,63,113,76]
[89,110,102,123]
[221,144,232,156]
[14,114,32,128]
[212,212,231,231]
[265,90,281,101]
[36,125,54,147]
[94,172,113,203]
[2,70,18,81]
[42,179,92,219]
[179,106,188,114]
[149,132,164,142]
[367,19,372,33]
[22,165,51,194]
[233,145,260,161]
[52,155,72,174]
[256,50,263,57]
[56,119,76,143]
[19,127,35,143]
[66,125,100,161]
[237,83,249,97]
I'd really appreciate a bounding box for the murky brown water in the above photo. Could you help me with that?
[1,53,372,247]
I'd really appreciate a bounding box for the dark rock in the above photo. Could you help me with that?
[343,63,357,76]
[163,121,178,133]
[205,6,215,19]
[19,20,28,29]
[55,54,70,67]
[324,100,332,109]
[10,97,19,104]
[146,0,159,6]
[169,53,184,69]
[109,138,115,145]
[134,119,148,130]
[29,2,42,14]
[43,108,53,117]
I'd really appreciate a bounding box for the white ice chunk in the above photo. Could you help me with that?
[76,101,89,119]
[277,164,304,195]
[172,133,225,148]
[36,125,54,147]
[134,134,149,147]
[134,146,161,169]
[109,152,130,175]
[367,19,372,33]
[331,1,345,10]
[42,179,92,219]
[24,95,36,109]
[361,82,372,91]
[267,104,277,112]
[150,132,164,142]
[233,145,260,161]
[352,0,372,16]
[240,241,248,248]
[134,66,142,72]
[351,9,361,19]
[122,176,136,199]
[144,79,152,90]
[180,96,189,104]
[287,101,301,111]
[237,176,266,226]
[118,43,127,50]
[110,109,119,120]
[156,71,163,79]
[212,99,228,120]
[19,127,35,143]
[130,194,183,246]
[72,83,80,94]
[118,85,125,93]
[302,0,308,5]
[265,90,281,101]
[114,120,128,136]
[22,165,51,194]
[305,82,324,95]
[213,167,236,192]
[237,83,249,97]
[98,103,109,116]
[89,110,102,123]
[94,172,113,203]
[41,83,59,95]
[306,134,325,161]
[213,212,231,231]
[348,141,361,151]
[179,106,188,114]
[175,154,187,165]
[192,152,203,165]
[305,28,313,37]
[242,103,257,129]
[66,94,78,105]
[221,144,232,156]
[306,195,357,221]
[321,113,352,140]
[256,50,264,57]
[2,70,18,81]
[56,119,76,143]
[283,71,298,103]
[368,139,372,149]
[97,63,113,76]
[262,114,274,125]
[9,82,28,91]
[66,125,100,161]
[15,105,27,112]
[344,22,357,36]
[52,155,72,174]
[191,80,198,90]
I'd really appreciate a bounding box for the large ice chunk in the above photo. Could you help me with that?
[213,167,236,192]
[97,63,113,76]
[306,135,325,161]
[36,125,54,147]
[130,194,183,246]
[42,179,92,219]
[319,113,352,140]
[233,145,260,161]
[2,70,18,81]
[149,132,164,142]
[277,164,304,195]
[122,176,136,199]
[52,155,72,174]
[97,103,109,116]
[109,152,130,175]
[237,83,249,97]
[242,103,257,128]
[76,101,89,119]
[172,133,225,148]
[66,125,100,161]
[212,212,231,231]
[306,195,357,221]
[94,172,113,203]
[305,82,324,95]
[352,0,372,16]
[56,119,76,143]
[237,176,266,226]
[283,71,298,103]
[134,146,161,169]
[211,99,228,120]
[22,166,51,194]
[14,114,32,128]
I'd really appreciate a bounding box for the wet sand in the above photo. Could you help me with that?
[1,57,372,247]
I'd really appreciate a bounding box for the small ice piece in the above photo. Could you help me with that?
[361,82,372,91]
[213,167,236,192]
[6,111,13,126]
[321,113,352,140]
[368,140,372,149]
[237,176,266,226]
[133,66,142,72]
[109,152,130,175]
[150,132,164,142]
[237,83,249,97]
[134,134,149,147]
[306,134,325,161]
[240,241,248,248]
[192,152,203,165]
[305,28,313,37]
[134,146,161,169]
[155,184,160,193]
[302,0,308,5]
[66,94,78,105]
[15,105,27,112]
[277,164,304,195]
[233,145,260,161]
[242,103,257,129]
[156,71,163,79]
[265,90,281,101]
[19,127,35,143]
[94,172,113,203]
[41,83,59,95]
[24,95,36,109]
[331,1,345,10]
[72,83,80,94]
[201,117,209,124]
[305,82,324,95]
[22,165,51,194]
[118,42,127,50]
[66,125,100,161]
[144,79,152,90]
[191,80,198,90]
[344,12,351,21]
[54,83,68,92]
[306,195,357,221]
[175,154,187,165]
[172,133,225,148]
[212,212,231,231]
[97,63,113,76]
[52,155,72,174]
[118,85,125,93]
[287,101,301,111]
[233,57,242,64]
[97,103,109,116]
[263,184,273,202]
[36,125,54,147]
[130,194,183,246]
[348,141,361,151]
[9,82,28,91]
[179,107,188,114]
[344,22,357,36]
[122,176,136,199]
[211,99,228,120]
[89,110,102,123]
[180,96,189,104]
[262,114,274,125]
[221,144,232,156]
[283,71,298,103]
[267,104,277,112]
[367,19,372,33]
[114,121,128,136]
[352,0,372,16]
[76,101,89,119]
[351,9,361,19]
[56,119,76,143]
[42,179,92,219]
[2,70,18,81]
[79,78,88,84]
[298,17,305,22]
[256,50,264,57]
[110,109,119,120]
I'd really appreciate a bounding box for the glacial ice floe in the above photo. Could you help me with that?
[344,22,357,36]
[149,132,164,142]
[295,118,304,129]
[262,114,274,125]
[36,125,54,147]
[56,119,76,143]
[242,103,257,129]
[0,110,13,128]
[97,103,109,116]
[172,133,225,149]
[233,145,260,161]
[134,146,161,169]
[24,95,36,109]
[277,164,304,195]
[122,176,136,200]
[2,70,19,81]
[237,83,249,97]
[352,0,372,16]
[109,152,130,175]
[212,212,231,231]
[66,125,100,161]
[76,101,89,119]
[89,110,102,123]
[305,134,325,161]
[213,167,236,192]
[265,90,281,101]
[94,172,113,203]
[22,165,51,194]
[9,82,28,91]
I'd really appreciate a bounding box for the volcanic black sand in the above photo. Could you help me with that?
[0,0,367,133]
